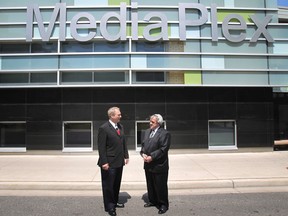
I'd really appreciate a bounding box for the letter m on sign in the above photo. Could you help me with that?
[26,3,66,42]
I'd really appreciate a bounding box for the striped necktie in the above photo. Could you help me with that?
[149,130,155,138]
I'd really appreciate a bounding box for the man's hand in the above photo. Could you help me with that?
[142,154,152,163]
[102,163,109,170]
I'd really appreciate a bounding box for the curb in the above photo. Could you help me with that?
[1,178,288,191]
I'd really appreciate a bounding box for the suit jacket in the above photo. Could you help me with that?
[97,121,129,168]
[140,127,171,173]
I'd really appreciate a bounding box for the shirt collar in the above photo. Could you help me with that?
[152,126,160,133]
[109,120,118,129]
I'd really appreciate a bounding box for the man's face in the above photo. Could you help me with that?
[111,109,122,123]
[149,116,159,130]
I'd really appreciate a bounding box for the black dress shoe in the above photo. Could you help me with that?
[108,209,116,216]
[115,203,125,208]
[158,208,168,214]
[144,203,156,207]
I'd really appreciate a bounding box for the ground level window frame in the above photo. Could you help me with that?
[0,121,26,153]
[62,121,93,153]
[208,120,238,151]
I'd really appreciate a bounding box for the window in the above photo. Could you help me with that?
[63,122,93,152]
[133,71,165,83]
[0,122,26,152]
[133,41,165,52]
[208,120,237,150]
[94,71,127,83]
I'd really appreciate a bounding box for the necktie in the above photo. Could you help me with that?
[115,126,120,135]
[149,130,155,138]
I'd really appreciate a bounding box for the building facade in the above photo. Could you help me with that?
[0,0,287,152]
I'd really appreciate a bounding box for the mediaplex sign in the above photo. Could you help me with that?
[26,2,274,43]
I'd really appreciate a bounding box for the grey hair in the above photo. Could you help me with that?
[151,114,164,126]
[107,107,120,118]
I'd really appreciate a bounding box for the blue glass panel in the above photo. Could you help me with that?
[269,57,288,69]
[203,71,269,85]
[60,55,129,69]
[270,72,288,85]
[0,26,26,39]
[200,0,224,6]
[2,56,58,70]
[0,0,59,7]
[132,0,198,6]
[147,55,200,68]
[225,56,267,69]
[278,0,288,7]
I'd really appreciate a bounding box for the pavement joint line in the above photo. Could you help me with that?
[1,178,288,191]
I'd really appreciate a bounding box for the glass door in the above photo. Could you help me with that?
[208,120,237,150]
[63,121,93,152]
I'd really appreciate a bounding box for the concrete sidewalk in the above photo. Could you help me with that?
[0,150,288,192]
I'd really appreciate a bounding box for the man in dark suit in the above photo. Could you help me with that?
[140,114,171,215]
[98,107,129,216]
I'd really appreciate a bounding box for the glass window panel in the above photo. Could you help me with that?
[61,72,93,83]
[133,41,165,52]
[209,121,236,147]
[0,26,26,39]
[94,41,128,52]
[0,43,30,54]
[30,73,57,83]
[133,71,165,83]
[62,0,74,6]
[2,56,58,70]
[60,55,129,69]
[147,55,200,68]
[203,71,269,85]
[268,26,288,39]
[60,56,93,69]
[271,42,288,54]
[0,10,27,23]
[31,42,58,53]
[135,9,178,21]
[131,55,147,68]
[0,122,26,148]
[64,122,92,148]
[225,56,267,69]
[235,0,264,8]
[269,57,288,69]
[202,56,225,69]
[270,72,288,85]
[61,42,93,52]
[74,0,105,6]
[170,24,179,38]
[132,0,198,6]
[183,40,200,52]
[94,72,127,83]
[0,0,59,7]
[186,27,201,38]
[33,25,60,39]
[201,41,267,54]
[201,24,265,40]
[200,0,224,6]
[66,8,126,20]
[278,0,288,7]
[0,73,29,84]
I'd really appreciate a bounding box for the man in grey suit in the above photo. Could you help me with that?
[98,107,129,216]
[140,114,171,214]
